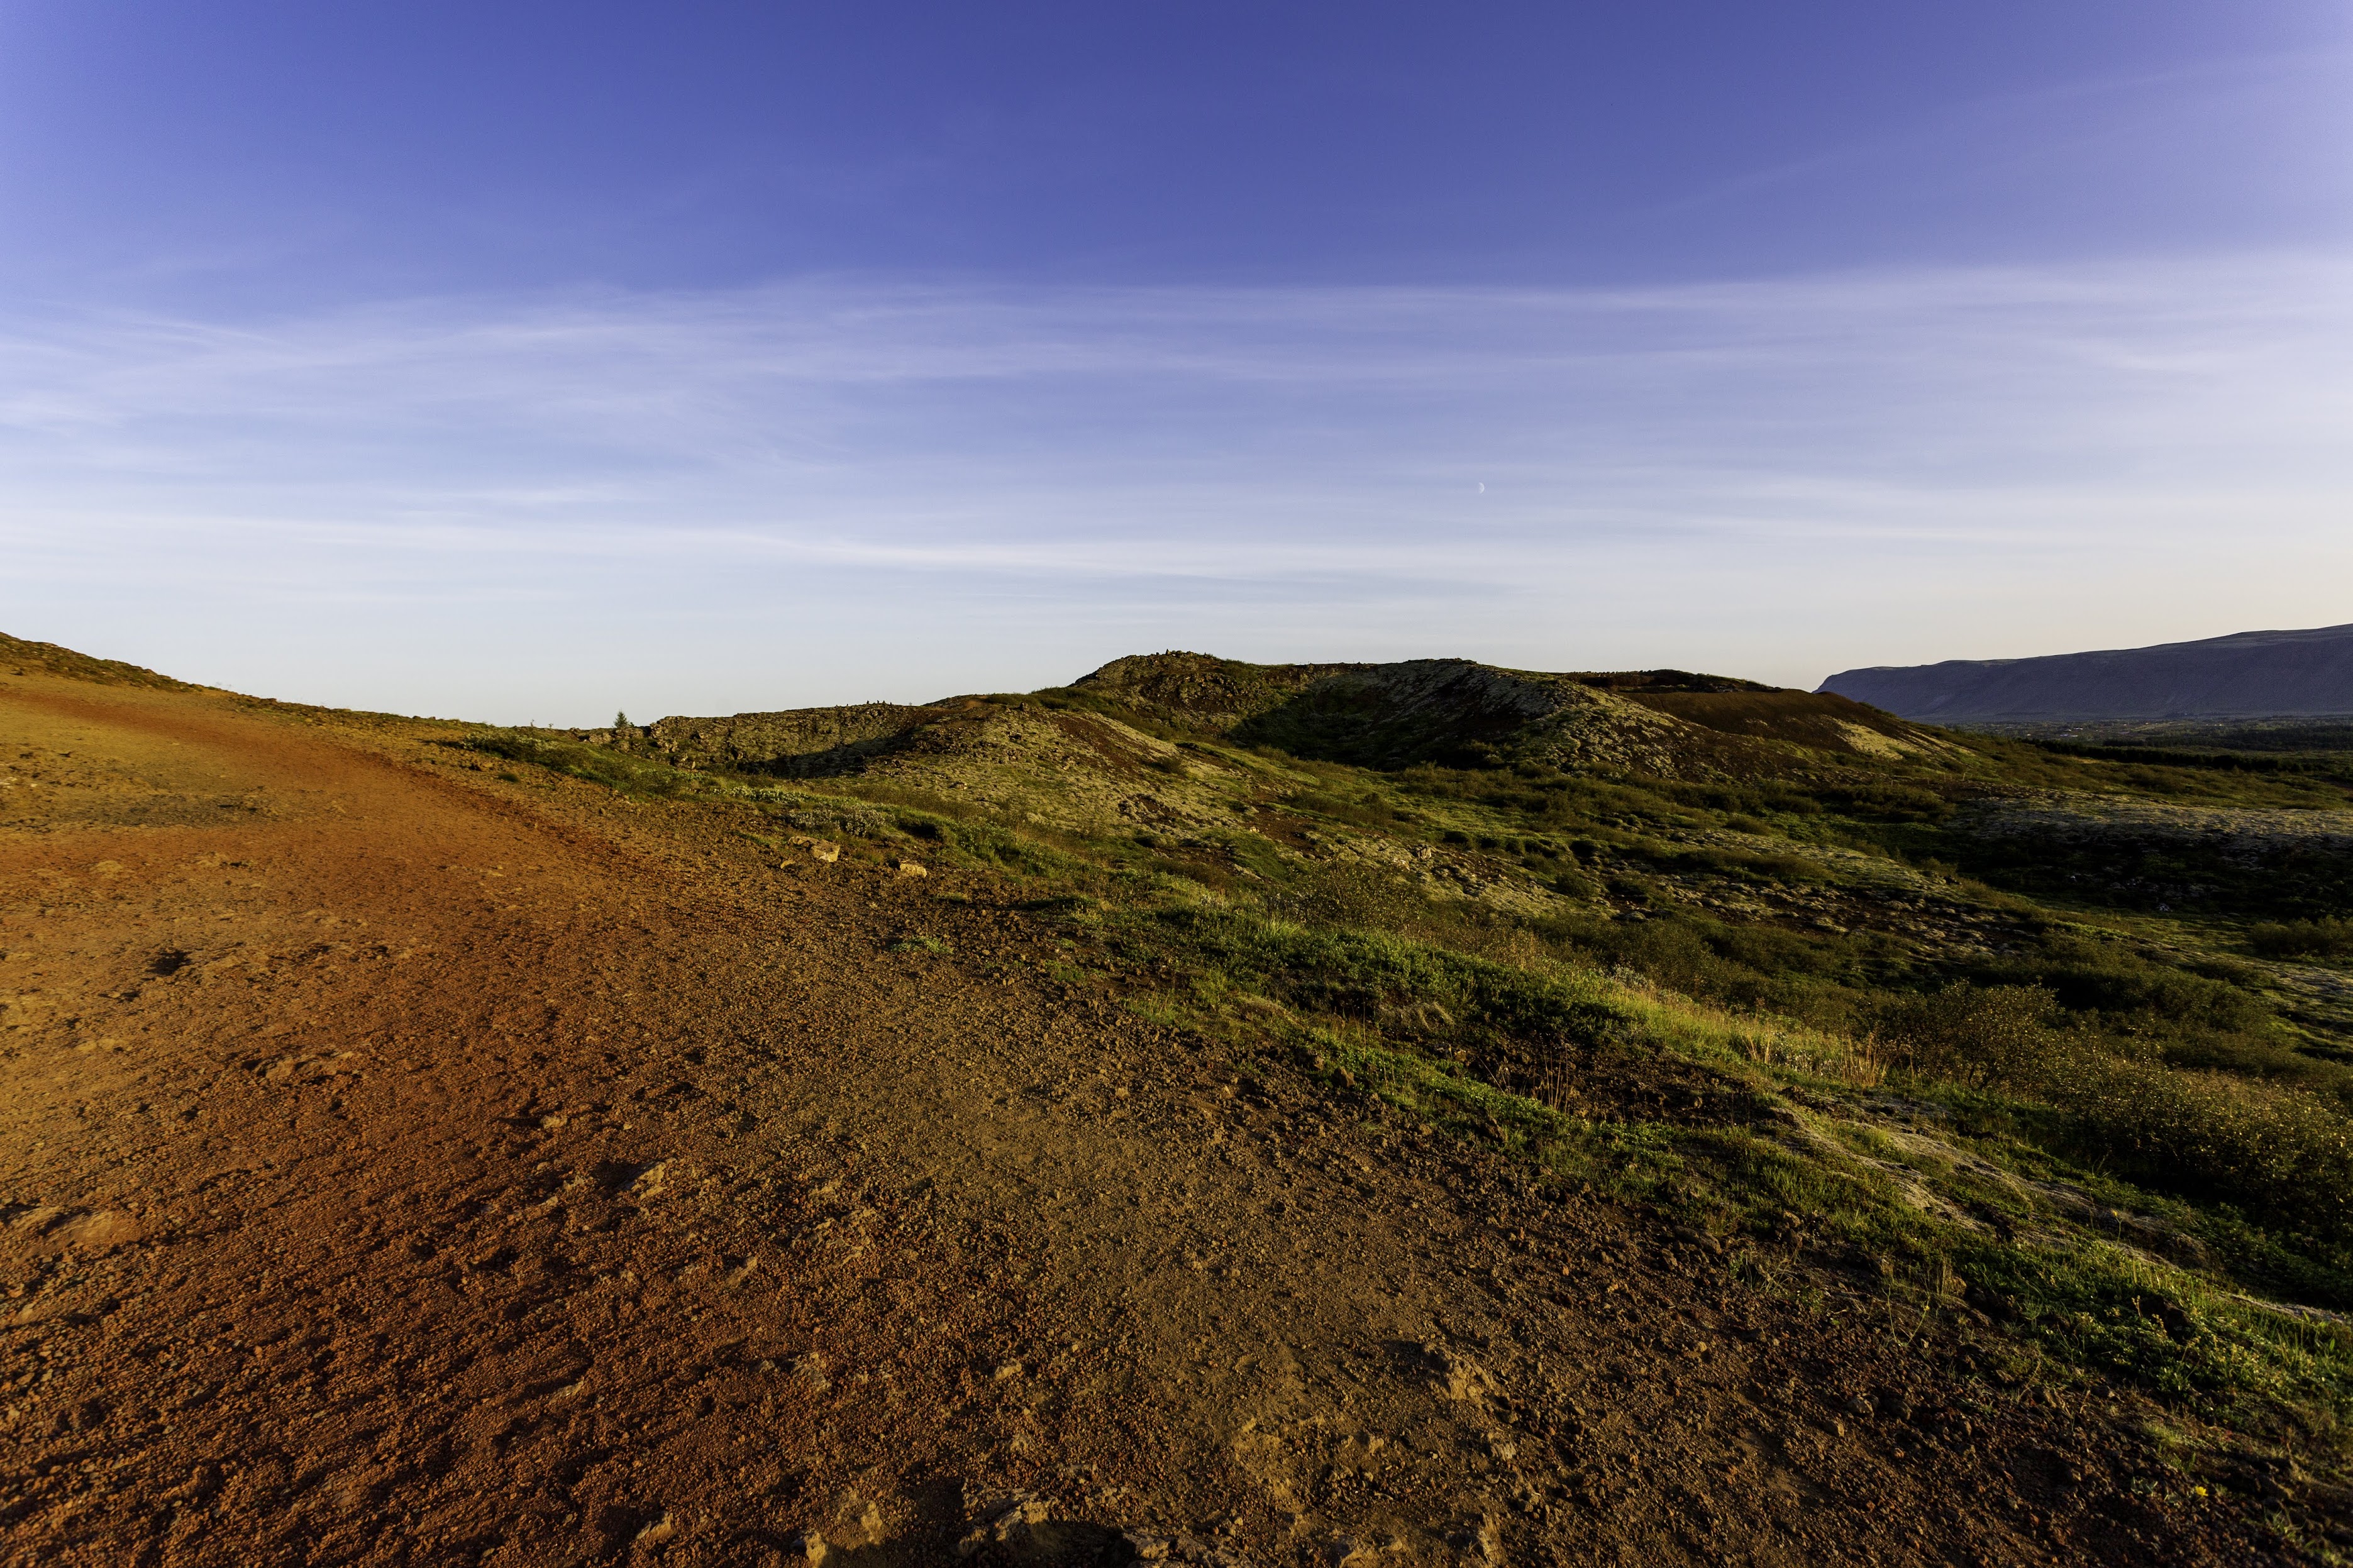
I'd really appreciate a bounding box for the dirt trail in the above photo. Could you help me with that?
[1,674,2284,1565]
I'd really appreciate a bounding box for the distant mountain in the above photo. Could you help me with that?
[1819,623,2353,722]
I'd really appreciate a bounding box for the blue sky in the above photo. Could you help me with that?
[2,3,2349,721]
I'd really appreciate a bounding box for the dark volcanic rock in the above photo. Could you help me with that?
[1820,623,2353,722]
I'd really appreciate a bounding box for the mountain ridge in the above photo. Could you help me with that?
[1820,622,2353,722]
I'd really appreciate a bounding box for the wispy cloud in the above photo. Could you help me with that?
[3,252,2349,721]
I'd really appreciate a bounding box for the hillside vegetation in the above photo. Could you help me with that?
[473,652,2353,1469]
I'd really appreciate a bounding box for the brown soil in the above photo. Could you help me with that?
[0,672,2303,1565]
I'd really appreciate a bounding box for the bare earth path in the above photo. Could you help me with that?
[0,673,2286,1565]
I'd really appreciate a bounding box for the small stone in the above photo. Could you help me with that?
[896,860,928,877]
[1004,1496,1050,1527]
[808,842,841,863]
[961,1494,1051,1554]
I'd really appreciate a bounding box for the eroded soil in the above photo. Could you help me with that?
[0,673,2301,1564]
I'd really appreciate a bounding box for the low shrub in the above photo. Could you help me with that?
[1879,982,2353,1244]
[2249,917,2353,961]
[2052,1056,2353,1244]
[1971,935,2279,1041]
[1879,981,2064,1089]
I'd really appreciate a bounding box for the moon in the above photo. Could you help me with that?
[1476,482,1485,494]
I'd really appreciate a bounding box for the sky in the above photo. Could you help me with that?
[1,3,2349,723]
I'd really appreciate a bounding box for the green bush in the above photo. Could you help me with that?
[1880,981,2063,1090]
[2053,1056,2353,1244]
[2249,917,2353,961]
[1876,981,2353,1243]
[1974,936,2275,1037]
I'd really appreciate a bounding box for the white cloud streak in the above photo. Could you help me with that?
[2,253,2349,722]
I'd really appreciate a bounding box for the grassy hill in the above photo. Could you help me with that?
[438,650,2353,1463]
